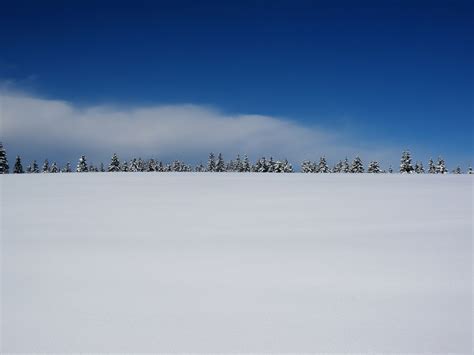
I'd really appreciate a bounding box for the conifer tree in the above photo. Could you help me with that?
[318,156,329,173]
[108,153,121,172]
[32,160,39,173]
[50,162,59,173]
[242,155,251,172]
[0,143,9,174]
[100,162,105,172]
[399,150,414,173]
[121,161,129,172]
[342,157,350,173]
[207,153,216,172]
[77,155,88,172]
[13,156,24,174]
[367,161,381,173]
[468,167,473,174]
[350,156,364,173]
[301,160,315,173]
[216,153,225,172]
[42,159,49,173]
[26,164,32,173]
[428,158,436,174]
[388,165,393,173]
[414,161,424,174]
[452,166,462,174]
[436,157,447,174]
[62,162,71,173]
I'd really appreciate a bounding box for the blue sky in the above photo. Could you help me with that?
[0,0,472,168]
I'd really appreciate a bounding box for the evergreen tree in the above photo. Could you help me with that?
[147,159,157,172]
[388,165,393,173]
[121,161,129,172]
[0,142,9,174]
[414,161,425,174]
[452,166,462,174]
[283,159,293,173]
[108,153,121,172]
[428,158,436,174]
[207,153,216,172]
[317,156,329,173]
[399,150,414,173]
[242,155,251,172]
[26,164,32,173]
[13,156,24,174]
[62,162,71,173]
[100,162,105,172]
[216,153,225,172]
[436,157,447,174]
[50,162,59,173]
[301,160,315,173]
[254,157,268,172]
[342,157,350,173]
[468,167,473,174]
[367,161,381,173]
[77,155,88,172]
[32,160,39,173]
[234,154,243,172]
[332,160,343,173]
[128,158,139,172]
[350,156,364,173]
[42,159,49,173]
[195,162,205,172]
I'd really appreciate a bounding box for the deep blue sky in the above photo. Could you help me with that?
[1,0,473,164]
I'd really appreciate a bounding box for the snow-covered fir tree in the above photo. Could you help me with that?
[283,159,293,173]
[301,160,315,173]
[121,161,129,172]
[468,167,473,174]
[428,158,436,174]
[62,162,71,173]
[128,158,139,172]
[0,142,9,174]
[317,156,330,173]
[350,156,364,173]
[13,156,24,174]
[242,155,251,172]
[452,166,462,174]
[342,157,350,173]
[215,153,225,172]
[367,161,381,173]
[414,161,424,174]
[108,153,121,172]
[146,159,157,172]
[50,162,59,173]
[100,162,105,172]
[26,164,32,173]
[195,162,205,172]
[207,153,216,172]
[388,165,393,173]
[399,150,414,173]
[42,159,49,173]
[234,154,243,172]
[436,157,447,174]
[254,157,268,172]
[332,160,343,173]
[32,160,39,173]
[77,155,88,172]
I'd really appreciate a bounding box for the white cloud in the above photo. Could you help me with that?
[0,91,398,166]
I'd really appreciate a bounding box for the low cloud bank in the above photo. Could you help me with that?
[1,91,397,167]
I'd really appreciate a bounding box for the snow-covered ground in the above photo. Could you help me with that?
[1,173,472,353]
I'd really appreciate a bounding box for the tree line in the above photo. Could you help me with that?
[0,142,471,174]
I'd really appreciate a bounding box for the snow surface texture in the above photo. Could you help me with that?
[1,173,472,353]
